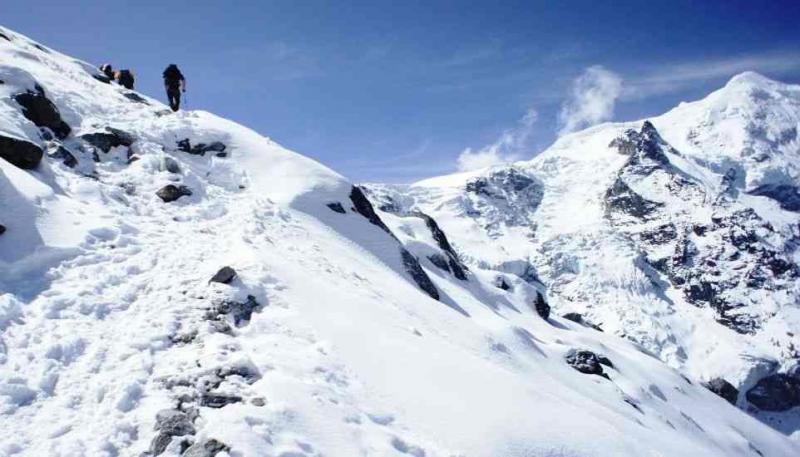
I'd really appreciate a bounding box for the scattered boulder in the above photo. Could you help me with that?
[702,377,739,405]
[209,266,237,284]
[176,139,227,157]
[493,276,511,291]
[182,439,230,457]
[122,92,149,104]
[562,312,603,331]
[81,127,134,153]
[206,295,261,326]
[0,134,43,169]
[156,184,192,203]
[745,373,800,411]
[565,349,610,379]
[200,393,242,408]
[534,291,550,320]
[162,156,181,174]
[327,202,346,214]
[14,86,71,139]
[150,409,196,456]
[47,145,77,168]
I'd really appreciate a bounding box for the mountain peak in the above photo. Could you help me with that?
[724,71,778,89]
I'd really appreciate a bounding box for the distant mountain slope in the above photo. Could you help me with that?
[0,25,798,457]
[367,71,800,438]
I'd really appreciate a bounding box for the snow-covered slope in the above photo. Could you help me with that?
[367,72,800,439]
[1,26,798,457]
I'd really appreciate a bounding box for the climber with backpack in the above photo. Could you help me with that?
[114,69,135,90]
[99,63,114,81]
[163,64,186,112]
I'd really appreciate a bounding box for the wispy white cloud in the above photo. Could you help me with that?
[456,108,537,171]
[624,51,800,99]
[558,66,623,136]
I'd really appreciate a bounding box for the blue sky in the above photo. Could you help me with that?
[4,1,800,182]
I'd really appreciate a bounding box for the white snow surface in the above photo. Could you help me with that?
[0,26,798,457]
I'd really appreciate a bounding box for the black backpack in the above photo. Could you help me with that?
[163,65,183,89]
[118,69,134,89]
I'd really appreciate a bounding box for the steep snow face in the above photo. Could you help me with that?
[1,26,799,457]
[371,72,800,437]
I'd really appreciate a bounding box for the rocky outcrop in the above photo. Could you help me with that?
[81,127,134,153]
[0,134,43,169]
[565,349,611,379]
[702,378,739,405]
[326,202,346,214]
[47,145,77,168]
[562,313,602,331]
[604,122,799,335]
[534,291,550,320]
[401,248,439,300]
[182,439,229,457]
[746,374,800,412]
[156,185,192,203]
[150,409,196,456]
[350,186,393,234]
[463,167,543,237]
[413,211,468,281]
[14,85,71,139]
[0,224,6,235]
[176,139,227,157]
[205,295,260,326]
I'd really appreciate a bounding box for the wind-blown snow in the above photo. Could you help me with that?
[0,25,798,457]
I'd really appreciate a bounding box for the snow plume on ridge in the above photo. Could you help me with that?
[558,65,623,136]
[456,108,537,171]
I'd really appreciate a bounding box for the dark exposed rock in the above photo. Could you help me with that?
[150,409,196,456]
[14,86,71,139]
[209,266,237,284]
[206,295,261,326]
[0,224,5,235]
[176,139,227,157]
[327,202,346,214]
[0,134,43,169]
[350,186,393,234]
[199,393,242,408]
[123,92,149,104]
[0,32,10,41]
[745,373,800,411]
[427,253,451,271]
[401,248,439,300]
[534,291,550,320]
[749,184,800,212]
[605,178,663,219]
[413,211,468,280]
[565,349,610,379]
[561,312,602,331]
[92,74,112,84]
[182,439,230,457]
[163,157,181,174]
[702,377,739,405]
[494,276,511,291]
[156,184,192,203]
[48,145,77,168]
[81,127,134,153]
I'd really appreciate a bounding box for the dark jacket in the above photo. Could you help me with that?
[163,65,184,91]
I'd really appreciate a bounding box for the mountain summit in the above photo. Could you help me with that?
[0,26,798,456]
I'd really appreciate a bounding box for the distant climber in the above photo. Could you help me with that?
[163,64,186,112]
[114,69,135,90]
[99,63,114,81]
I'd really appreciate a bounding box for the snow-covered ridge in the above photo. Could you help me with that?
[1,25,798,457]
[370,71,800,439]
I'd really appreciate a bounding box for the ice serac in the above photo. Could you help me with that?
[0,25,799,457]
[376,71,800,438]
